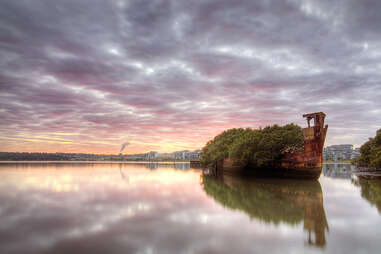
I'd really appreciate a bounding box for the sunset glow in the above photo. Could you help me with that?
[1,0,381,153]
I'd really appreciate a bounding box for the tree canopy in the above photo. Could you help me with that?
[353,129,381,169]
[200,124,304,168]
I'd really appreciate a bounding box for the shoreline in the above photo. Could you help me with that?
[0,160,191,164]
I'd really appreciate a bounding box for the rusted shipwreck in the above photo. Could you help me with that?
[212,112,328,179]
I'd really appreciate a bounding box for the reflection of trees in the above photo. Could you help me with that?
[201,174,329,248]
[353,178,381,213]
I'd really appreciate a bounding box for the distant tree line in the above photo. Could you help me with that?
[0,152,122,161]
[200,124,304,169]
[352,129,381,169]
[0,152,195,162]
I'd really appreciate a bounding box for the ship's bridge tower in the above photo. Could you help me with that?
[302,112,328,154]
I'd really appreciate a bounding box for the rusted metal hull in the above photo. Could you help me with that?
[214,112,328,180]
[214,159,322,179]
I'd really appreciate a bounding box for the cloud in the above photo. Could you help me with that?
[0,0,381,153]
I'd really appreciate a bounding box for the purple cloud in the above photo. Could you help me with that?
[0,0,381,153]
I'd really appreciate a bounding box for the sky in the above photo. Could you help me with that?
[0,0,381,154]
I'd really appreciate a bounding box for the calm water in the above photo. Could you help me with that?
[0,162,380,254]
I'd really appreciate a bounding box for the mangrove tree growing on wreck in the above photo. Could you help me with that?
[200,124,304,168]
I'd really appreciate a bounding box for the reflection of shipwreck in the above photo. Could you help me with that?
[215,112,328,179]
[202,174,329,248]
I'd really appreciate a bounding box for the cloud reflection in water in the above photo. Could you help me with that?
[0,163,381,254]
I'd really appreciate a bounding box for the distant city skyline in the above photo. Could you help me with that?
[1,0,381,153]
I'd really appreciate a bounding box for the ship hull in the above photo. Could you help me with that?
[210,112,328,180]
[213,158,322,179]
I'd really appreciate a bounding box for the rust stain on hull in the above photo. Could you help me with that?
[280,112,328,179]
[215,112,328,179]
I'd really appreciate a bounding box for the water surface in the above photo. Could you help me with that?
[0,162,380,254]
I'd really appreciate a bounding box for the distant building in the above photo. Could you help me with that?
[351,148,361,159]
[323,144,353,161]
[162,150,202,160]
[188,150,201,160]
[173,151,186,160]
[147,151,158,160]
[123,149,201,161]
[157,152,175,159]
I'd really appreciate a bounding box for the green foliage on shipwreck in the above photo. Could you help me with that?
[200,124,304,169]
[353,129,381,169]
